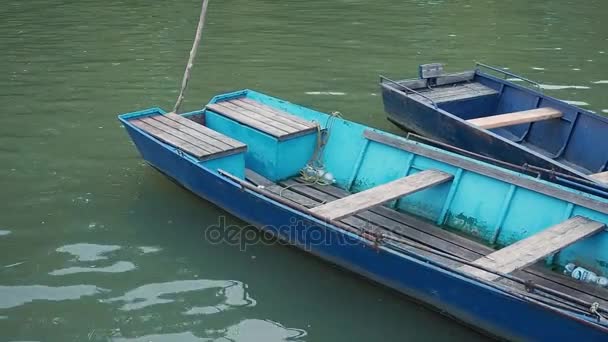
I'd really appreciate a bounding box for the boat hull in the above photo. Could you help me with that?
[121,116,608,341]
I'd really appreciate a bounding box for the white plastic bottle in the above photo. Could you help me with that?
[565,263,608,287]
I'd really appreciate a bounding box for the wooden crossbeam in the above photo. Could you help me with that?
[310,170,453,221]
[459,216,605,281]
[467,107,562,129]
[590,171,608,184]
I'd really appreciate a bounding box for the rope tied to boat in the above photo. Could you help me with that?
[299,111,342,186]
[590,302,607,322]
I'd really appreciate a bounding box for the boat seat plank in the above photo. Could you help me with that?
[130,114,246,160]
[310,170,453,221]
[590,171,608,184]
[459,216,605,281]
[467,107,563,130]
[206,99,318,141]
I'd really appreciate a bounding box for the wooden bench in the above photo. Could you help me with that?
[310,169,453,221]
[467,107,562,130]
[459,216,605,282]
[130,113,246,160]
[590,171,608,184]
[206,98,318,141]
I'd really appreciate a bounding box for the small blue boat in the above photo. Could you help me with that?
[380,63,608,198]
[119,89,608,340]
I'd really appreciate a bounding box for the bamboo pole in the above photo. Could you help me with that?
[172,0,210,114]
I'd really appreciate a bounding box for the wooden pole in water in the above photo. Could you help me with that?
[172,0,210,114]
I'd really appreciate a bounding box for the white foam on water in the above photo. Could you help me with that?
[0,230,11,236]
[531,67,545,70]
[138,246,162,254]
[592,80,608,84]
[602,109,608,114]
[540,84,590,90]
[305,91,346,96]
[563,100,589,106]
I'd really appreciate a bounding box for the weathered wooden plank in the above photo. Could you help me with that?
[310,170,453,221]
[215,102,299,134]
[152,115,234,151]
[206,103,294,139]
[363,129,608,214]
[590,171,608,184]
[131,119,209,158]
[410,82,497,103]
[239,98,318,128]
[228,99,315,131]
[468,107,563,129]
[459,216,605,281]
[245,169,275,187]
[140,116,221,154]
[164,113,246,150]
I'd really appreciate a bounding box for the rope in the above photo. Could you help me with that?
[298,111,342,186]
[172,0,211,114]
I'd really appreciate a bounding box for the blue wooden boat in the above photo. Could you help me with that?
[119,89,608,340]
[380,63,608,198]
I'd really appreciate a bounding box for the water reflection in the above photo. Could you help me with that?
[0,230,11,236]
[0,285,105,309]
[104,279,256,312]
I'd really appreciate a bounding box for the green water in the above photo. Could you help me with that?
[1,0,607,340]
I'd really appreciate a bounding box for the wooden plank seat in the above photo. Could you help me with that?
[467,107,563,130]
[310,170,453,221]
[130,113,246,160]
[206,98,318,141]
[459,216,606,282]
[590,171,608,184]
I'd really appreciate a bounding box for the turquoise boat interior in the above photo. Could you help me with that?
[120,89,608,305]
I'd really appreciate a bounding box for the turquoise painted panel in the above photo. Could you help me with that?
[351,141,412,193]
[556,206,608,276]
[205,109,316,181]
[205,110,279,179]
[397,167,452,222]
[497,188,569,247]
[445,172,512,241]
[276,134,316,181]
[200,153,245,179]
